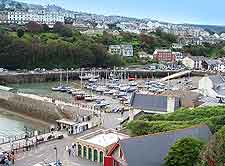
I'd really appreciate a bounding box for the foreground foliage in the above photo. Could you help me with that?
[165,137,204,166]
[127,106,225,136]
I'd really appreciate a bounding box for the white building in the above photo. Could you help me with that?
[173,52,184,62]
[109,44,133,57]
[138,51,153,59]
[4,10,64,26]
[182,56,206,70]
[199,75,225,99]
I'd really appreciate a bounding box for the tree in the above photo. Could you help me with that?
[42,24,49,32]
[17,28,24,38]
[199,126,225,166]
[26,21,43,33]
[60,26,73,37]
[165,137,204,166]
[53,22,64,33]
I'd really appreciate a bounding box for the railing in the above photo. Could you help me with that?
[0,128,51,145]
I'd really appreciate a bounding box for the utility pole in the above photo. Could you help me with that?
[54,146,58,164]
[24,126,29,151]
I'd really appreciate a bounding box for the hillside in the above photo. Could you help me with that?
[0,23,177,69]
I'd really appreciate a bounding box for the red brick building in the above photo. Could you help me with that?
[153,49,176,62]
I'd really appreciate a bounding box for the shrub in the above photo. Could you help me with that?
[165,137,204,166]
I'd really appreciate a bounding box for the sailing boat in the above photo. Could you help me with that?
[52,70,63,91]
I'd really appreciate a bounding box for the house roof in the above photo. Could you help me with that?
[119,125,212,166]
[188,56,207,61]
[130,93,180,113]
[203,59,221,66]
[208,75,225,87]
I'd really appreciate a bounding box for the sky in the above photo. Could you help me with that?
[17,0,225,25]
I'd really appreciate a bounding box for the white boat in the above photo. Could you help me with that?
[129,81,138,86]
[119,85,130,92]
[96,86,107,93]
[72,90,86,96]
[79,74,100,80]
[84,95,96,102]
[52,85,63,91]
[88,78,98,83]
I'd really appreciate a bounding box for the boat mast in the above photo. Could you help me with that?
[80,69,83,89]
[60,70,62,86]
[66,68,69,85]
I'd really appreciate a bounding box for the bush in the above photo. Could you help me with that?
[199,126,225,166]
[17,28,24,38]
[165,137,204,166]
[26,21,43,33]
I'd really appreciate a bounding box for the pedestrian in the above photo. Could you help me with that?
[11,151,15,165]
[68,148,71,157]
[65,145,69,152]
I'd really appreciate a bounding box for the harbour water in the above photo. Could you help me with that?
[0,108,48,141]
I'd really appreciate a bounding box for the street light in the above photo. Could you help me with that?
[54,146,58,164]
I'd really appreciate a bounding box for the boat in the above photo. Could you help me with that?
[119,85,130,92]
[88,78,98,83]
[72,90,85,96]
[52,85,63,91]
[95,101,110,109]
[104,89,118,95]
[75,94,85,100]
[127,86,137,93]
[79,73,100,80]
[96,86,107,93]
[84,95,96,102]
[128,77,136,81]
[117,92,127,98]
[129,81,138,86]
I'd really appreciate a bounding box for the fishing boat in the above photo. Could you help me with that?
[128,76,136,81]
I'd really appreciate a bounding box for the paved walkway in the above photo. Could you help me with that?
[15,129,101,166]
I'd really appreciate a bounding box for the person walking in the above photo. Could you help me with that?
[68,148,71,157]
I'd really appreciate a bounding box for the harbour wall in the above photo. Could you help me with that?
[0,90,75,123]
[0,70,178,84]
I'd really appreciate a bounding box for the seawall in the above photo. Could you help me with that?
[0,90,75,124]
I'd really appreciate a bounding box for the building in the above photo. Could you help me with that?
[153,49,176,62]
[173,52,184,62]
[202,59,222,71]
[130,93,181,114]
[104,125,212,166]
[75,129,129,164]
[56,110,101,135]
[109,45,133,57]
[109,45,122,55]
[182,56,206,70]
[138,51,153,59]
[2,10,64,26]
[0,11,8,24]
[199,75,225,99]
[172,43,183,49]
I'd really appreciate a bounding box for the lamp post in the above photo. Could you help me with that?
[24,126,29,151]
[54,146,58,164]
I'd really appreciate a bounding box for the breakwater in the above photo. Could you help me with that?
[0,70,179,84]
[0,90,76,124]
